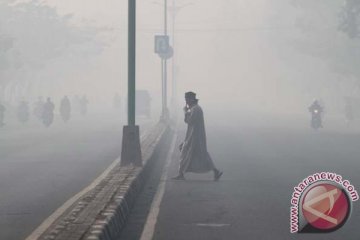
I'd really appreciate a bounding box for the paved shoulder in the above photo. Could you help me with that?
[152,124,360,240]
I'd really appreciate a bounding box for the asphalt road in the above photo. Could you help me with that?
[0,113,151,240]
[150,112,360,240]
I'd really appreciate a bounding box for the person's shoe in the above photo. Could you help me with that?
[172,175,185,180]
[214,170,223,181]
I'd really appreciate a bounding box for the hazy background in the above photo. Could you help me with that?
[2,2,360,239]
[1,0,359,121]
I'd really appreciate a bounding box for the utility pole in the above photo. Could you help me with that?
[121,0,142,166]
[161,0,169,120]
[171,0,177,118]
[166,1,193,118]
[154,1,192,120]
[128,0,136,126]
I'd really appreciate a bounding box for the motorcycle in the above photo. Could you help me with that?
[310,109,322,130]
[42,100,55,127]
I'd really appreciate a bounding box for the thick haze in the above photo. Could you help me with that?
[2,0,359,120]
[2,3,360,240]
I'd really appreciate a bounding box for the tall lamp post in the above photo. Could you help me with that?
[121,0,142,166]
[161,0,169,120]
[170,1,193,117]
[153,1,193,119]
[170,0,177,117]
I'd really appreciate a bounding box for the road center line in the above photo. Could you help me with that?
[195,223,231,227]
[140,130,178,240]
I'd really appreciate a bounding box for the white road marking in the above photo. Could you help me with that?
[25,157,120,240]
[195,223,230,227]
[140,130,178,240]
[25,122,156,240]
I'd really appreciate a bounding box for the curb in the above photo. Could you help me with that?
[36,121,170,240]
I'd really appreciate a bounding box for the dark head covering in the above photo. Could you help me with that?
[185,91,198,101]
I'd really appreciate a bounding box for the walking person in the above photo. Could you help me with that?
[173,91,223,181]
[60,95,71,122]
[42,97,55,127]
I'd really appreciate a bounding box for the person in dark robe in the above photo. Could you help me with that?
[173,91,223,181]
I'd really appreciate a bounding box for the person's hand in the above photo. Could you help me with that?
[183,106,189,113]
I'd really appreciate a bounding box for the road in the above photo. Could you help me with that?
[136,112,360,240]
[0,112,151,240]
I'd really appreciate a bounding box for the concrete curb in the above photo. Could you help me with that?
[37,121,170,240]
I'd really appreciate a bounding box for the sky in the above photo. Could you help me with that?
[12,0,356,118]
[37,1,276,108]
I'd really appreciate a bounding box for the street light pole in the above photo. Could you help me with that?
[155,1,192,120]
[155,1,193,119]
[128,0,136,126]
[121,0,142,166]
[164,0,168,35]
[161,0,169,120]
[171,0,177,117]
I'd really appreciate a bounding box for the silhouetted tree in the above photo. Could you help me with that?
[339,0,360,38]
[0,0,103,102]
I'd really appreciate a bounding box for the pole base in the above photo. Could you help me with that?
[121,125,142,166]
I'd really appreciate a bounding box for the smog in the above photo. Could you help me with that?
[0,1,359,239]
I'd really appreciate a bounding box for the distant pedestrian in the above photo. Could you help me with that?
[42,97,55,127]
[173,91,223,181]
[60,96,71,122]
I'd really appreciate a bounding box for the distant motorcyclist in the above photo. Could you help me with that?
[33,97,44,121]
[17,100,30,124]
[79,95,88,116]
[0,102,6,127]
[60,96,71,122]
[309,100,323,129]
[42,97,55,127]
